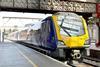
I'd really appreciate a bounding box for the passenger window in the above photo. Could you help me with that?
[47,20,51,32]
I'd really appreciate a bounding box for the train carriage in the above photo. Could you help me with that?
[8,12,89,63]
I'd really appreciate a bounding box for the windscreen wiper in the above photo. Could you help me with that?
[60,16,71,37]
[61,27,71,37]
[62,26,79,32]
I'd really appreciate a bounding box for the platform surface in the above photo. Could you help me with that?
[0,41,69,67]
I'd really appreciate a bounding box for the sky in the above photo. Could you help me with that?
[0,11,52,28]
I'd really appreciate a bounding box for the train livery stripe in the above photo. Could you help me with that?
[81,17,89,39]
[52,16,62,40]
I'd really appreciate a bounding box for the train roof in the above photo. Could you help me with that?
[54,12,81,18]
[42,16,51,21]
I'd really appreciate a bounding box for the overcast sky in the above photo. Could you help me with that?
[0,11,52,27]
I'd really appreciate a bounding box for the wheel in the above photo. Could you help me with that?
[78,48,86,63]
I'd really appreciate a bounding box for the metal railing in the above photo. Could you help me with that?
[0,0,96,13]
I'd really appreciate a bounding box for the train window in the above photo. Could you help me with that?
[42,23,45,32]
[44,23,46,31]
[45,23,48,33]
[42,21,47,34]
[47,20,51,33]
[57,15,85,36]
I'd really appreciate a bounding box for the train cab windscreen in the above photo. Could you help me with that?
[57,13,85,36]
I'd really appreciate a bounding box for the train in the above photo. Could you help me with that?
[8,12,89,63]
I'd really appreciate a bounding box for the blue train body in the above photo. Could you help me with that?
[39,17,58,51]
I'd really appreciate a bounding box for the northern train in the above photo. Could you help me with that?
[8,12,89,63]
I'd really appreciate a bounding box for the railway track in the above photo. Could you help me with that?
[69,61,93,67]
[63,60,93,67]
[83,56,100,67]
[67,56,100,67]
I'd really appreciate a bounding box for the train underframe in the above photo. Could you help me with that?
[49,47,87,64]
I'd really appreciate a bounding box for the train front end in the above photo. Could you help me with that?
[52,12,89,48]
[52,12,89,62]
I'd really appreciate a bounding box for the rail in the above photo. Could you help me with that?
[83,56,100,67]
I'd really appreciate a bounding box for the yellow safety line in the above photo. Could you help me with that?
[16,47,38,67]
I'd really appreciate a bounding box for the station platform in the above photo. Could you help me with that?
[0,41,69,67]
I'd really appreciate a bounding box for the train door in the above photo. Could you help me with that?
[47,18,57,50]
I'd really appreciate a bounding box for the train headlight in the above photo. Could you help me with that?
[57,41,66,48]
[84,40,90,47]
[58,41,64,45]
